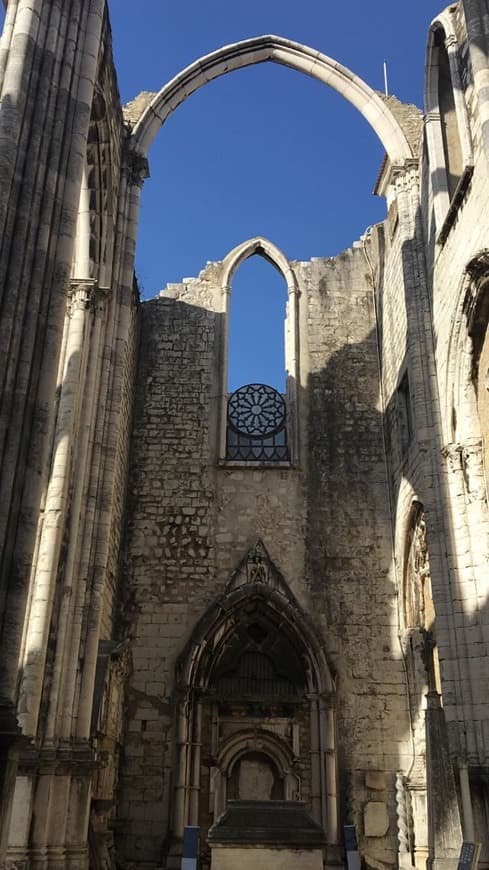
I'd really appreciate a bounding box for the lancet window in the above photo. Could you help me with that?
[425,14,473,237]
[219,238,299,463]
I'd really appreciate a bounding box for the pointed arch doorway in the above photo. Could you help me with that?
[172,542,338,854]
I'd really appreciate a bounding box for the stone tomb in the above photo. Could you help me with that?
[208,800,326,870]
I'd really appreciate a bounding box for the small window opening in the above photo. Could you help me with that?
[398,372,414,453]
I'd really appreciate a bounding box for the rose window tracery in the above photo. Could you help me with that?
[226,383,288,461]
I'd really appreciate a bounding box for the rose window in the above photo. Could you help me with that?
[226,384,288,461]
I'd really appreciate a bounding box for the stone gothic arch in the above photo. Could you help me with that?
[171,542,338,856]
[131,35,413,164]
[213,729,300,817]
[218,237,300,461]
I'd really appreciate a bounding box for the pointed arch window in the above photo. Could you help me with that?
[219,238,299,464]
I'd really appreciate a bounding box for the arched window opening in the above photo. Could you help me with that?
[226,253,290,462]
[467,277,489,491]
[228,254,287,392]
[435,29,463,201]
[425,17,473,237]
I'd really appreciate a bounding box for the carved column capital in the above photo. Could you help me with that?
[68,280,108,315]
[68,279,97,313]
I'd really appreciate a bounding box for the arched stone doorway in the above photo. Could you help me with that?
[171,542,337,854]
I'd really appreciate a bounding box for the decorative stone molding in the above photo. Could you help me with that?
[376,157,420,199]
[396,772,411,856]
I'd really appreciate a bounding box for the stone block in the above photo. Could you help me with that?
[365,770,386,791]
[364,801,389,837]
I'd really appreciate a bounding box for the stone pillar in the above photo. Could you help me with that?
[442,440,489,763]
[463,0,489,161]
[389,164,467,863]
[308,695,321,826]
[18,281,95,739]
[0,1,104,856]
[44,287,108,745]
[189,701,203,826]
[75,149,147,743]
[425,691,462,869]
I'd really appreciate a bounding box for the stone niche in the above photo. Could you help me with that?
[208,800,326,870]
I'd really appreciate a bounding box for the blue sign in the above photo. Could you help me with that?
[181,826,199,870]
[344,825,361,870]
[344,825,358,851]
[458,842,481,870]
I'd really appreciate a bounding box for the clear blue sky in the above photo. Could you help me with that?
[0,2,444,389]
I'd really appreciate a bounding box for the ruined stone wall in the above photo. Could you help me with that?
[118,242,412,868]
[119,285,221,865]
[297,248,411,870]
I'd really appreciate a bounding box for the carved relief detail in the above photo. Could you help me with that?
[227,540,292,601]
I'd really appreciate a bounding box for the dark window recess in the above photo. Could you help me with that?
[215,651,297,698]
[398,372,414,453]
[226,383,289,461]
[436,28,463,200]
